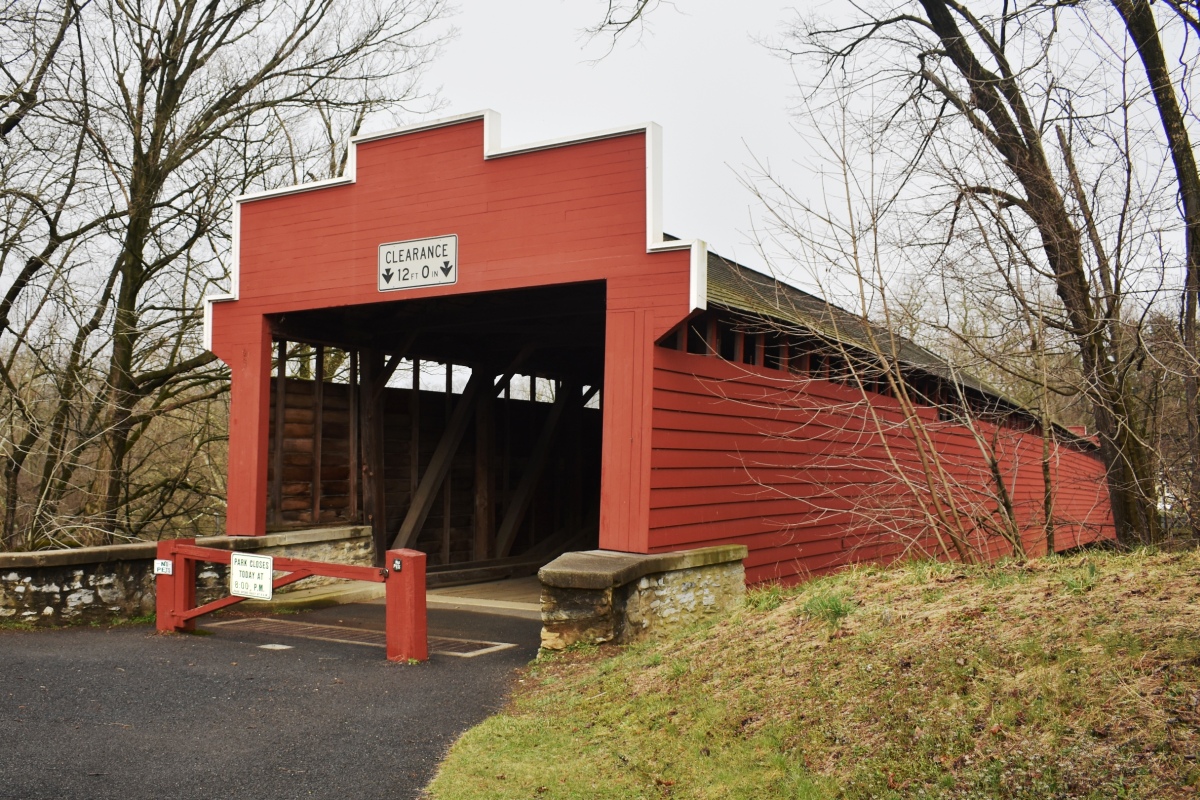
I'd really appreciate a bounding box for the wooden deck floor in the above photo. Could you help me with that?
[423,576,542,619]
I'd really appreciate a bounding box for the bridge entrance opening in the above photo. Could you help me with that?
[263,280,605,582]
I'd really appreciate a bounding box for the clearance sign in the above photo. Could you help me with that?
[378,234,458,292]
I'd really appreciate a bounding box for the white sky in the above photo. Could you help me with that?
[419,0,811,274]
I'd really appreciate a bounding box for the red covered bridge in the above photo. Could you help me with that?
[206,111,1112,586]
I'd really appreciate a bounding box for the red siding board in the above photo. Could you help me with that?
[648,347,1115,579]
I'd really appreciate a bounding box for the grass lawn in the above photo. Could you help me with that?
[427,549,1200,799]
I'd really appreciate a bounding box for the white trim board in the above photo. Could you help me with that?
[203,110,707,351]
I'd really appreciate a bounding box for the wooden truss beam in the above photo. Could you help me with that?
[391,369,490,550]
[370,333,418,405]
[391,349,532,551]
[494,383,594,558]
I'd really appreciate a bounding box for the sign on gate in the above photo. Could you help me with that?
[230,552,273,600]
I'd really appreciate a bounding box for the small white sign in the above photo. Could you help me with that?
[378,234,458,292]
[230,552,273,601]
[153,559,173,576]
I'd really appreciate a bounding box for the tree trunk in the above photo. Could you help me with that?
[917,0,1163,545]
[88,205,151,538]
[1112,0,1200,519]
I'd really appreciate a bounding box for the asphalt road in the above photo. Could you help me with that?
[0,605,541,799]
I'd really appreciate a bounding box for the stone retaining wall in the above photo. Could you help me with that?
[539,545,747,650]
[0,526,372,626]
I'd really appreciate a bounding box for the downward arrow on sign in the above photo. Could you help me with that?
[382,268,394,283]
[440,261,453,276]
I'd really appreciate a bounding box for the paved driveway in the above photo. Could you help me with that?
[0,606,540,799]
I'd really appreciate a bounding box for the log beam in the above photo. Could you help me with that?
[391,368,491,550]
[392,350,531,551]
[473,381,494,561]
[348,350,360,522]
[311,345,324,524]
[361,349,387,564]
[270,340,287,527]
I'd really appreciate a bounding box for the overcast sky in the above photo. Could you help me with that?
[419,1,811,274]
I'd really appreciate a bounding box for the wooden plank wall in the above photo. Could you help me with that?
[267,377,602,566]
[267,378,354,526]
[649,347,1115,585]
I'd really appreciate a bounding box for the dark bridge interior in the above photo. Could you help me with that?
[262,281,607,580]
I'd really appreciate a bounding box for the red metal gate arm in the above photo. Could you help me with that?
[173,543,388,582]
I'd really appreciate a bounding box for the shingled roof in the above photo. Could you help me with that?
[704,249,1009,408]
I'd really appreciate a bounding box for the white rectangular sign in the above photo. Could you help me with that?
[378,234,458,292]
[230,552,273,601]
[153,559,173,576]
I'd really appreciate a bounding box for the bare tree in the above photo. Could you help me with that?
[770,0,1200,546]
[735,111,1069,564]
[79,0,450,536]
[1111,0,1200,516]
[0,0,81,138]
[586,0,663,41]
[0,0,451,549]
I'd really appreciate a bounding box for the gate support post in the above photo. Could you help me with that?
[156,538,197,633]
[384,548,428,662]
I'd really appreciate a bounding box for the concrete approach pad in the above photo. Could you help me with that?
[424,575,542,619]
[0,605,540,800]
[238,575,543,620]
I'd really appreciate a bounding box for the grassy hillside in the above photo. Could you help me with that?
[428,550,1200,799]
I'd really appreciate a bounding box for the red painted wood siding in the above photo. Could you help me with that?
[649,348,1114,583]
[211,119,693,545]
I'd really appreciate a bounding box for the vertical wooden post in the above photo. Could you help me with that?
[442,363,453,566]
[224,317,273,536]
[155,538,196,633]
[361,348,387,565]
[348,350,360,522]
[155,539,177,632]
[599,308,655,553]
[502,378,511,519]
[311,345,324,525]
[567,384,583,536]
[474,381,494,561]
[384,548,428,662]
[410,358,420,501]
[271,340,287,528]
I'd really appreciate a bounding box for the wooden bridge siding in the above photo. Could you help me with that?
[266,376,601,565]
[211,119,693,542]
[266,379,353,527]
[647,348,1114,584]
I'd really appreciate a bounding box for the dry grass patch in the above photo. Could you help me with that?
[428,549,1200,799]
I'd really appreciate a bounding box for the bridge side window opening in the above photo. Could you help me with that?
[686,317,711,355]
[657,313,1043,435]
